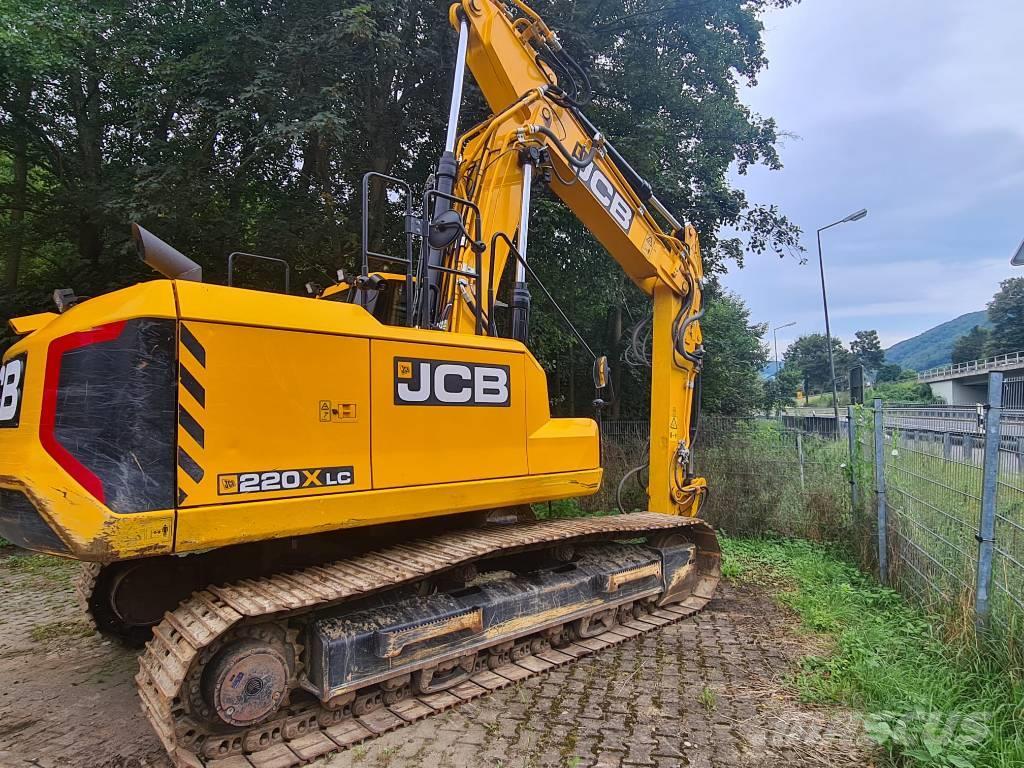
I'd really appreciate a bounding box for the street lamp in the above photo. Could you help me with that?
[817,208,868,429]
[772,321,796,377]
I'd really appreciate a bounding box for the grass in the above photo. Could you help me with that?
[0,551,76,580]
[699,686,716,712]
[0,536,9,548]
[29,619,94,644]
[722,536,1024,768]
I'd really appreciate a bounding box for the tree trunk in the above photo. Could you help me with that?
[568,293,577,415]
[608,301,623,419]
[72,69,105,265]
[6,80,30,290]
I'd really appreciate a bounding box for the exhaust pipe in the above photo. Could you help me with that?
[132,223,202,282]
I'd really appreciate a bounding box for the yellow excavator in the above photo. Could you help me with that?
[0,1,719,765]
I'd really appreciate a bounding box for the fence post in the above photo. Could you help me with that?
[847,405,858,514]
[873,399,888,585]
[796,432,806,492]
[943,431,952,460]
[975,372,1003,629]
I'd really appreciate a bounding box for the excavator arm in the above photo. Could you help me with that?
[429,0,707,516]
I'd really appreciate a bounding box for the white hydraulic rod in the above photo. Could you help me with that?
[510,161,533,342]
[515,162,533,279]
[444,21,470,154]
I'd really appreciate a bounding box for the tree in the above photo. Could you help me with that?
[0,0,803,417]
[763,364,802,413]
[951,325,991,364]
[875,363,907,383]
[850,329,884,372]
[985,278,1024,356]
[698,292,769,415]
[783,334,852,394]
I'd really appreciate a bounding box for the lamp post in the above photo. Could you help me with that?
[772,321,796,377]
[817,208,868,430]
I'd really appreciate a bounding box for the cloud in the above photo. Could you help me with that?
[721,0,1024,354]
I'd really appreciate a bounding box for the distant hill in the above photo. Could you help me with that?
[761,361,781,379]
[884,311,991,371]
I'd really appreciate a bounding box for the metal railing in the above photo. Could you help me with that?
[918,350,1024,382]
[1005,376,1024,410]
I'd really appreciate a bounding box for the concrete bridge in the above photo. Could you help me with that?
[918,352,1024,405]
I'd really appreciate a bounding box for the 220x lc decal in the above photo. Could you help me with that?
[218,466,354,495]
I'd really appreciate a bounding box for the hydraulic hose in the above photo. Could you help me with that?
[526,124,602,169]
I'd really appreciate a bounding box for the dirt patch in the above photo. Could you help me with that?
[0,550,873,768]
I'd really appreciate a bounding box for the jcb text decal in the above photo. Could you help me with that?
[573,143,634,233]
[217,466,354,495]
[394,358,510,407]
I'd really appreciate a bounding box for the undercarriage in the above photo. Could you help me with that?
[123,512,719,768]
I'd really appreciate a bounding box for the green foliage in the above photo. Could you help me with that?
[532,498,591,519]
[985,278,1024,357]
[876,363,911,383]
[850,329,885,372]
[951,325,992,365]
[762,363,802,411]
[0,0,802,420]
[884,311,990,372]
[783,333,852,395]
[722,537,1024,768]
[699,291,769,415]
[697,418,850,538]
[699,686,716,712]
[868,379,942,404]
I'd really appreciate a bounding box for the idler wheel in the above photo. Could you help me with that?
[202,639,290,727]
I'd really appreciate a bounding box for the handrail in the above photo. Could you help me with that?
[918,351,1024,381]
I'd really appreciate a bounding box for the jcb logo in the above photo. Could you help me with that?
[573,143,634,233]
[394,358,510,407]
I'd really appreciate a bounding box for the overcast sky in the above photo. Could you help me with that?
[721,0,1024,357]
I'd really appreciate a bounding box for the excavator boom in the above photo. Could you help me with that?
[430,0,707,515]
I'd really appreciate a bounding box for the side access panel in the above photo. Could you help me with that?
[370,339,529,488]
[174,321,372,509]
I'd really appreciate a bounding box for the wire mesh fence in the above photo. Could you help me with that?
[875,391,1024,638]
[694,414,851,539]
[600,414,854,541]
[995,410,1024,632]
[601,374,1024,645]
[880,406,982,614]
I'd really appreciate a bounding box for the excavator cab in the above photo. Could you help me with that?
[318,272,410,327]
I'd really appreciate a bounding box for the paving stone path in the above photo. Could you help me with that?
[0,548,870,768]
